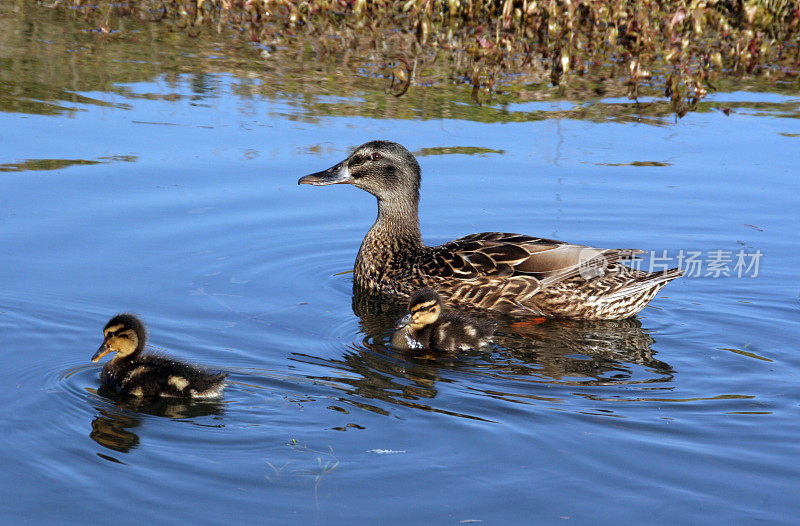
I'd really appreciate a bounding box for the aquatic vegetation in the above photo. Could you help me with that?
[268,439,340,499]
[0,156,137,173]
[34,0,800,117]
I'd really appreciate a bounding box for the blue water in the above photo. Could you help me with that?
[2,14,800,524]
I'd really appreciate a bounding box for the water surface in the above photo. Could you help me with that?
[2,3,800,524]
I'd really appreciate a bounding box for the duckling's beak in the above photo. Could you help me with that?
[298,161,353,186]
[395,313,412,330]
[91,342,112,362]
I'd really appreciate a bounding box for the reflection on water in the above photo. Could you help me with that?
[3,0,800,126]
[497,318,671,384]
[87,387,225,454]
[0,156,137,173]
[89,405,141,455]
[289,287,673,421]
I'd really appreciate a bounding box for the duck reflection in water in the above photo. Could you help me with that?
[87,386,226,456]
[290,286,674,418]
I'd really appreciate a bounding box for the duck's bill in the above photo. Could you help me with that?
[298,162,352,186]
[395,313,412,330]
[91,343,112,362]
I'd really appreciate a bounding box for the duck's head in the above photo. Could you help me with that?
[396,288,443,331]
[298,141,420,201]
[92,313,146,362]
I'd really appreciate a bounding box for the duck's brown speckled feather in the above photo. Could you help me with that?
[354,231,680,318]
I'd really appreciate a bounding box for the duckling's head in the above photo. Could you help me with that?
[298,141,420,202]
[92,313,146,362]
[397,288,443,331]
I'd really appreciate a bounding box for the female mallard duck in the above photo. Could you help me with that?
[392,288,496,353]
[91,313,226,398]
[299,140,682,319]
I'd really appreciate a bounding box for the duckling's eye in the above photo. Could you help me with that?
[370,152,382,162]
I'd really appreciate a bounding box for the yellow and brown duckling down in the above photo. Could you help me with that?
[92,313,226,399]
[299,140,682,319]
[392,288,496,353]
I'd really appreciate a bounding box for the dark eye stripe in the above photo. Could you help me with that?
[350,155,369,166]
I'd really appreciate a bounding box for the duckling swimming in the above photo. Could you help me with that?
[392,288,496,353]
[299,140,682,319]
[92,313,226,399]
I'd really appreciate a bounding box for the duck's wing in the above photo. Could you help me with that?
[426,232,644,291]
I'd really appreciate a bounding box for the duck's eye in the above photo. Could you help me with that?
[370,152,382,162]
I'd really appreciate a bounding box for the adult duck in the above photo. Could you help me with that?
[298,140,681,319]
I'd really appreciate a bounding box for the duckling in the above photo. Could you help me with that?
[392,288,496,353]
[299,140,682,319]
[92,313,226,399]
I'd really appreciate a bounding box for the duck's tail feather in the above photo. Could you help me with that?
[603,267,683,301]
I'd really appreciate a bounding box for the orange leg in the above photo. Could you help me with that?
[510,317,547,329]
